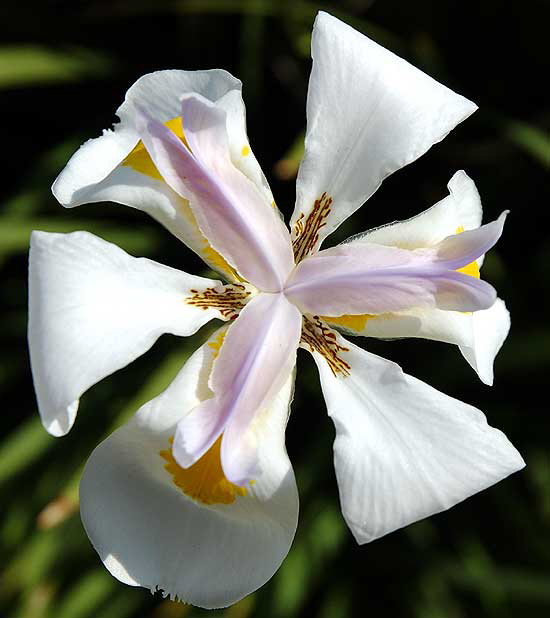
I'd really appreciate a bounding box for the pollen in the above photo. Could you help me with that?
[241,145,250,157]
[186,284,251,319]
[455,226,481,279]
[292,193,333,263]
[160,437,247,505]
[301,316,351,377]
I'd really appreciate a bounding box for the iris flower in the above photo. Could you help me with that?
[29,12,523,609]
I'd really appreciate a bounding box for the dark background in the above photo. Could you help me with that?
[1,1,549,617]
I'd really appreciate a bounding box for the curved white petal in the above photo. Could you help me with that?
[459,298,510,386]
[351,171,483,249]
[29,230,225,436]
[173,292,302,485]
[306,328,524,544]
[135,95,294,291]
[52,70,273,280]
[291,14,477,255]
[80,330,298,609]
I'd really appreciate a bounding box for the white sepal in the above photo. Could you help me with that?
[80,329,298,609]
[28,230,224,436]
[291,13,477,252]
[308,328,524,543]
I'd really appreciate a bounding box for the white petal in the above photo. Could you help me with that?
[306,328,524,543]
[351,170,483,249]
[459,298,510,386]
[79,330,298,609]
[52,70,271,280]
[291,14,477,254]
[28,230,225,436]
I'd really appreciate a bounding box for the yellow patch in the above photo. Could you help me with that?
[160,436,247,505]
[323,314,372,332]
[202,245,243,282]
[455,226,481,279]
[122,116,188,181]
[241,145,250,157]
[208,330,226,358]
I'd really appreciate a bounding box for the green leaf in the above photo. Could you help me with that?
[0,46,113,89]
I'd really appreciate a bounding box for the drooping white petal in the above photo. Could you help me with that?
[459,298,510,386]
[135,95,294,291]
[80,330,298,609]
[306,328,524,543]
[29,231,226,436]
[173,292,302,485]
[291,13,477,255]
[51,70,274,280]
[285,236,497,316]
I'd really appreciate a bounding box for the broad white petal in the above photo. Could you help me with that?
[52,70,270,281]
[459,298,510,386]
[306,328,524,543]
[135,96,293,291]
[80,330,298,609]
[291,13,477,255]
[29,230,225,436]
[173,292,302,485]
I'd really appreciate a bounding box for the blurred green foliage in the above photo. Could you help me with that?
[1,1,549,617]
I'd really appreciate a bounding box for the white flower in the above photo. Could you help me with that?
[28,11,523,609]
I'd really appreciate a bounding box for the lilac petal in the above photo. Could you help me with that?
[134,97,294,292]
[285,242,496,316]
[173,292,302,485]
[434,211,507,269]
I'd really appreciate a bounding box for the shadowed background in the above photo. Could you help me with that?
[1,1,549,617]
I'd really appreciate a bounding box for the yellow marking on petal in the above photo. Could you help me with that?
[323,313,373,332]
[160,437,247,505]
[202,245,244,282]
[241,145,250,157]
[455,225,481,279]
[208,330,226,358]
[122,116,188,181]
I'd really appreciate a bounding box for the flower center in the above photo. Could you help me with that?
[160,436,247,505]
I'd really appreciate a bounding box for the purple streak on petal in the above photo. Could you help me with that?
[133,100,293,291]
[284,242,497,316]
[173,292,301,485]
